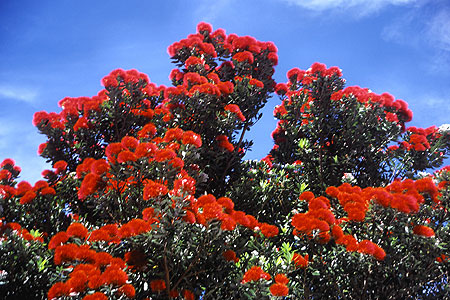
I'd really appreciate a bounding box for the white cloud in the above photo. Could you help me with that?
[0,85,38,104]
[422,96,450,109]
[281,0,417,16]
[381,3,450,72]
[194,0,234,24]
[427,9,450,51]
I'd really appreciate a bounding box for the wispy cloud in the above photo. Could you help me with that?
[194,0,234,24]
[381,3,450,72]
[280,0,417,16]
[426,9,450,52]
[0,85,38,104]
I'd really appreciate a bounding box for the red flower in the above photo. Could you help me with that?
[183,289,195,300]
[48,232,70,249]
[224,104,246,121]
[292,253,309,268]
[217,81,234,95]
[232,51,254,64]
[299,191,315,201]
[249,78,264,88]
[117,151,138,163]
[242,266,271,283]
[119,219,152,238]
[90,159,109,175]
[121,136,139,150]
[217,197,234,213]
[287,67,305,83]
[73,116,89,131]
[373,244,386,261]
[185,56,204,68]
[1,158,15,167]
[274,274,289,285]
[66,222,88,239]
[53,160,68,173]
[47,282,70,300]
[216,135,234,152]
[16,180,32,196]
[260,223,279,237]
[78,173,101,200]
[150,279,166,292]
[53,243,79,265]
[154,148,177,162]
[142,207,155,221]
[413,225,435,237]
[101,265,128,285]
[164,127,184,142]
[40,187,56,195]
[118,284,136,298]
[270,283,289,296]
[138,123,157,138]
[38,142,47,155]
[105,143,125,161]
[222,250,239,263]
[197,21,213,34]
[19,190,36,204]
[143,180,169,200]
[182,131,202,147]
[201,202,223,220]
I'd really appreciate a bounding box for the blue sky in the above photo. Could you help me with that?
[1,0,449,182]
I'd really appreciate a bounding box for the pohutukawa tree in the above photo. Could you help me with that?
[0,22,449,300]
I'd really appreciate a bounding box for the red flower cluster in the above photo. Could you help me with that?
[232,51,254,64]
[47,243,132,300]
[0,221,43,243]
[292,253,309,268]
[292,191,335,243]
[143,179,169,200]
[101,68,150,88]
[399,126,438,151]
[331,86,413,123]
[270,274,289,296]
[216,135,234,152]
[150,279,166,292]
[241,266,271,283]
[13,178,56,205]
[326,184,370,222]
[293,189,388,260]
[224,104,246,121]
[412,225,435,237]
[222,250,239,263]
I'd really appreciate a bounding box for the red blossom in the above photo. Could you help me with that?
[1,158,15,167]
[222,250,239,263]
[260,223,279,237]
[413,225,435,237]
[232,51,254,64]
[224,104,246,121]
[270,283,289,296]
[241,266,271,283]
[197,21,213,34]
[274,274,289,285]
[143,180,169,200]
[150,279,166,292]
[216,135,234,152]
[183,290,195,300]
[66,222,88,239]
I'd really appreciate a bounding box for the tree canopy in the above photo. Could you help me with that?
[1,22,449,300]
